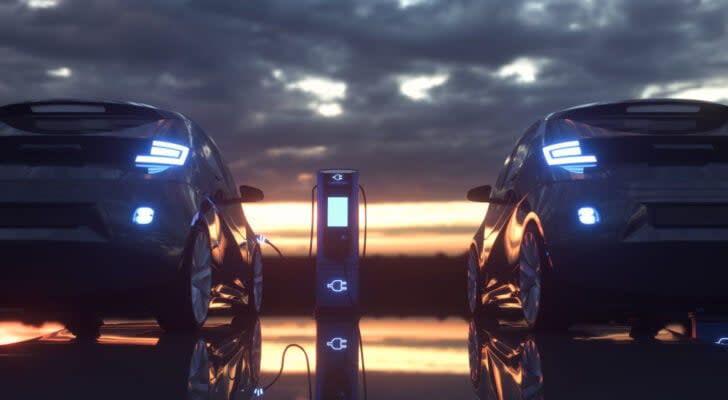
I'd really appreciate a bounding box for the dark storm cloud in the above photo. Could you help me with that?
[1,0,727,201]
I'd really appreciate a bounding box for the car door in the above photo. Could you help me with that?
[481,123,540,265]
[195,127,249,243]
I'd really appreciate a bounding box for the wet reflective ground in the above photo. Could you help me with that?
[1,316,728,399]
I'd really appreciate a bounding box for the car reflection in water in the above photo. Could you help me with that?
[468,318,544,400]
[468,316,728,399]
[0,316,261,400]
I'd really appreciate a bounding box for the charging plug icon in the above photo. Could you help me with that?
[326,337,348,351]
[326,279,348,293]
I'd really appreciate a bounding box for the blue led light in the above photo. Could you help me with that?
[253,387,264,397]
[716,337,728,345]
[132,207,155,225]
[543,140,597,167]
[577,207,600,225]
[326,279,348,293]
[326,337,348,351]
[135,140,190,168]
[145,166,171,174]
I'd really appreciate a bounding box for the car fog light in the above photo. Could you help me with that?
[578,207,600,225]
[133,207,155,225]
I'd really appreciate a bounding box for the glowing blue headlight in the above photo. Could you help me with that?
[135,140,190,169]
[577,207,600,225]
[132,207,155,225]
[542,140,597,167]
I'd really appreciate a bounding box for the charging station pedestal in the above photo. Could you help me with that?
[315,169,360,311]
[314,169,361,400]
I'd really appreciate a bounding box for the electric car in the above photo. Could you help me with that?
[0,99,264,333]
[467,99,728,329]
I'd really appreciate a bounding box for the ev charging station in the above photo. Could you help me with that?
[315,169,360,311]
[312,169,364,400]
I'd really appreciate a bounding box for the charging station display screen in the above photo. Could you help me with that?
[327,197,348,227]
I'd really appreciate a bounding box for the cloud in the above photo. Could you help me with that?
[399,73,449,101]
[266,145,329,159]
[286,76,347,101]
[46,66,71,78]
[22,0,59,9]
[494,57,549,84]
[1,0,727,200]
[641,79,728,103]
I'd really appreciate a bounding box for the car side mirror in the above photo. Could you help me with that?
[239,185,264,203]
[466,185,492,202]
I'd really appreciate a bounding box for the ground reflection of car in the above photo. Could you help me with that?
[468,317,728,399]
[468,319,544,400]
[0,317,261,399]
[467,99,728,329]
[0,100,264,334]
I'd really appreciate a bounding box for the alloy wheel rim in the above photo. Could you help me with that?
[518,232,542,326]
[250,318,262,385]
[253,252,263,312]
[467,252,479,312]
[190,231,213,325]
[521,338,545,398]
[187,339,210,400]
[467,321,482,386]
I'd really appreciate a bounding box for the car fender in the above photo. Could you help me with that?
[502,196,545,266]
[191,198,226,265]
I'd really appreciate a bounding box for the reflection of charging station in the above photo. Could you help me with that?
[310,169,367,400]
[314,169,361,311]
[316,317,362,399]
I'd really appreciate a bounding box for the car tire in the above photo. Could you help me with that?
[157,226,213,332]
[467,248,483,315]
[518,226,569,331]
[234,249,263,317]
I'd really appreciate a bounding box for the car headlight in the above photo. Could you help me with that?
[542,140,597,167]
[135,140,190,173]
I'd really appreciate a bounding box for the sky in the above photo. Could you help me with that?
[2,0,728,253]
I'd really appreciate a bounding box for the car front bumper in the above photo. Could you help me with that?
[537,179,728,311]
[0,179,199,311]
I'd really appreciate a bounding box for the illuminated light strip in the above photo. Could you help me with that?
[135,140,190,166]
[716,337,728,345]
[149,146,180,158]
[542,140,597,166]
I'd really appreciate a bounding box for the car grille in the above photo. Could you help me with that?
[650,203,728,228]
[0,203,108,235]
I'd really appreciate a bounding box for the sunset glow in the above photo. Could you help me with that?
[0,322,63,345]
[244,202,487,255]
[261,318,469,374]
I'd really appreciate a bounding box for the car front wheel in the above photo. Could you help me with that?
[467,248,483,315]
[157,226,213,332]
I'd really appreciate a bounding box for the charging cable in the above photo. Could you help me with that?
[258,343,313,399]
[256,234,283,258]
[357,184,369,400]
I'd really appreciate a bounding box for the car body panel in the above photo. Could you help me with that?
[0,99,260,318]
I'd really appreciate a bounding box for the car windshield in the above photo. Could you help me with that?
[546,105,728,142]
[0,115,159,134]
